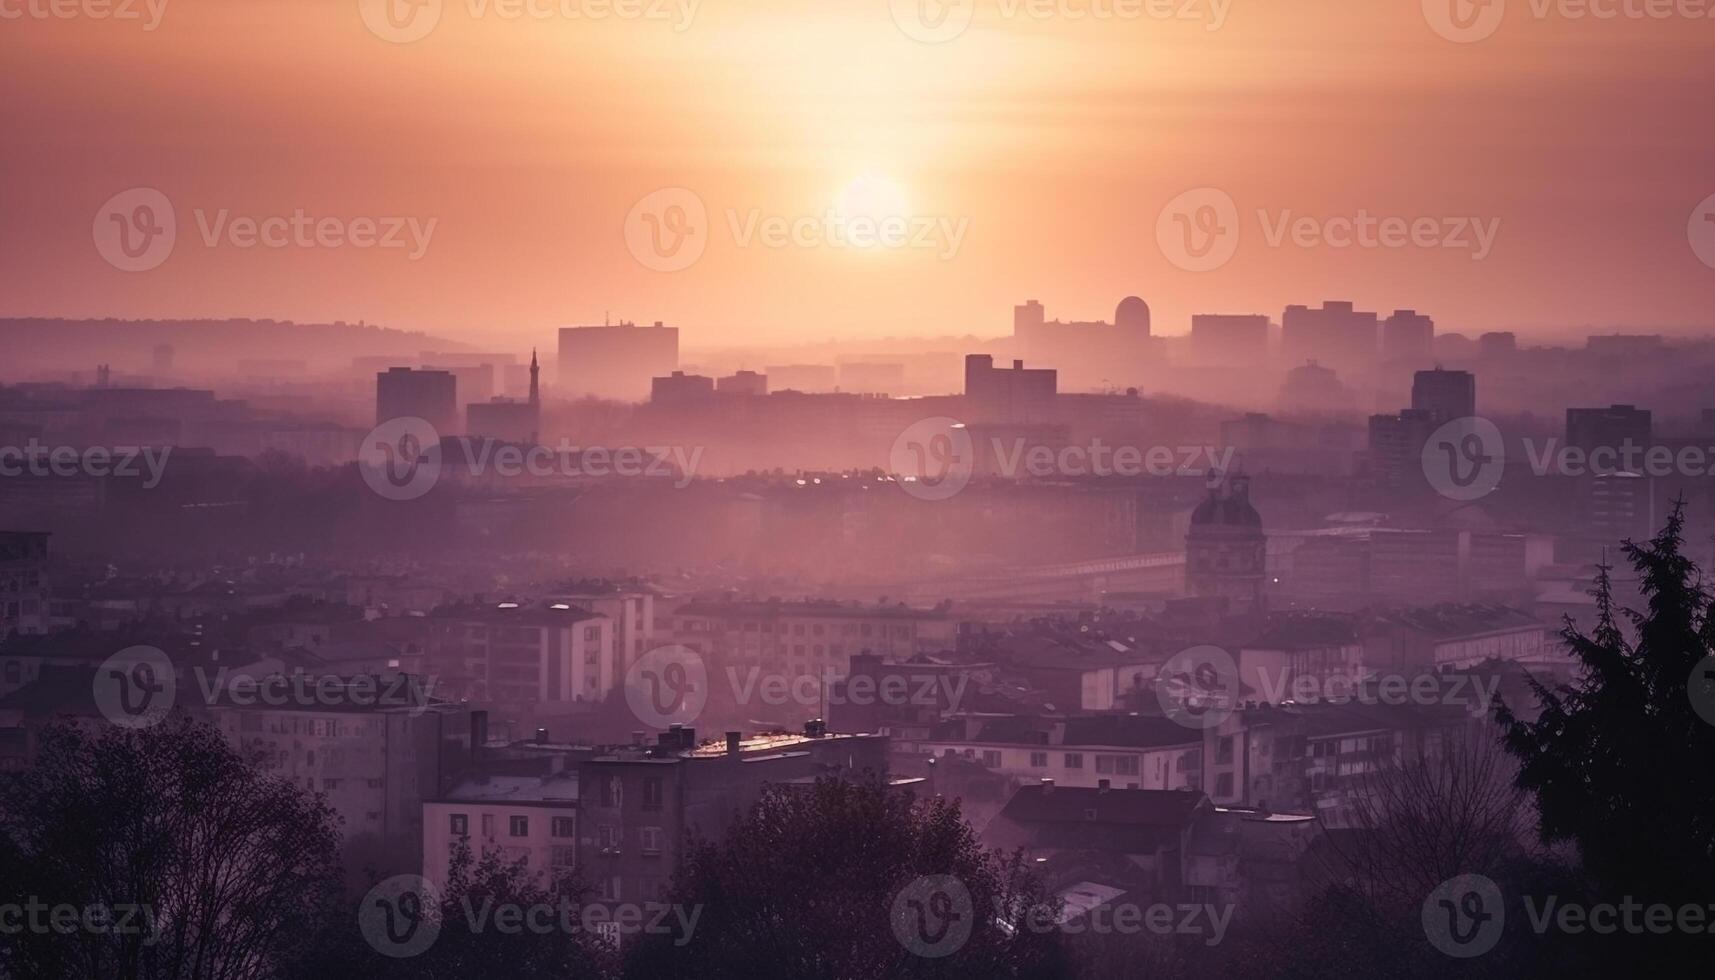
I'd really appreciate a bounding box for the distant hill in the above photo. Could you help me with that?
[0,318,469,377]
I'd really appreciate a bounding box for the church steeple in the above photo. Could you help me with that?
[528,348,540,407]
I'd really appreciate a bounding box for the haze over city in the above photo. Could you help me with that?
[5,0,1715,345]
[5,4,1715,980]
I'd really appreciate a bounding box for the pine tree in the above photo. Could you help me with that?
[1499,501,1715,968]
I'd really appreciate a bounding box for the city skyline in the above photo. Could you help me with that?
[5,1,1715,345]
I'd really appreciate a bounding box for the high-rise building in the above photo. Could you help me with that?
[1410,368,1476,423]
[650,371,715,407]
[1190,314,1269,366]
[1566,404,1652,457]
[0,531,50,640]
[1367,409,1438,489]
[1380,310,1434,363]
[716,370,767,396]
[1282,301,1378,369]
[557,321,679,402]
[376,367,457,434]
[964,354,1057,424]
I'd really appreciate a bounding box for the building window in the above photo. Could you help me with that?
[640,826,663,855]
[1216,772,1235,797]
[481,814,495,838]
[1029,752,1048,768]
[1216,736,1234,765]
[509,815,529,837]
[599,824,622,852]
[1064,753,1083,769]
[599,876,621,902]
[980,750,1001,768]
[551,816,575,838]
[642,776,664,810]
[450,813,468,836]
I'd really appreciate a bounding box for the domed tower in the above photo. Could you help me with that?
[1185,471,1266,612]
[1115,295,1151,337]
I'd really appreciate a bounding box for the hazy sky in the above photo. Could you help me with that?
[3,0,1714,348]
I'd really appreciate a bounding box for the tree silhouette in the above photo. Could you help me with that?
[1499,500,1715,970]
[0,719,342,980]
[620,776,1073,980]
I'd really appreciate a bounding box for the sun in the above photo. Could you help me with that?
[832,174,910,227]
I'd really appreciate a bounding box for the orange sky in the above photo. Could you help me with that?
[3,0,1713,349]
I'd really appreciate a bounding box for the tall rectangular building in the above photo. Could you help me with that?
[557,322,679,402]
[1281,301,1378,369]
[963,354,1056,424]
[1381,310,1435,363]
[1411,368,1476,423]
[376,367,457,434]
[1190,314,1270,366]
[1566,404,1652,457]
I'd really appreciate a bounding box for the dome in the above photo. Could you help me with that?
[1115,296,1151,334]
